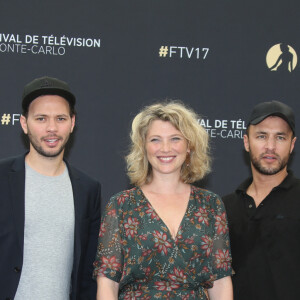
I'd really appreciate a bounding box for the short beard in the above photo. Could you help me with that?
[27,132,69,158]
[249,149,289,175]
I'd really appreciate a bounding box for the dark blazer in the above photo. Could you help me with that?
[0,154,101,300]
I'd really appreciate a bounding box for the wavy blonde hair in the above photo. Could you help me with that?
[126,101,211,186]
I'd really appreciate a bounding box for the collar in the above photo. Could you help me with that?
[236,170,296,194]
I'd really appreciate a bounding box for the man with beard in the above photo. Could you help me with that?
[0,76,101,300]
[223,100,299,300]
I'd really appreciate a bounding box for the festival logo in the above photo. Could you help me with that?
[0,33,101,56]
[199,118,246,139]
[266,43,297,72]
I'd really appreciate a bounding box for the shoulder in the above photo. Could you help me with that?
[222,192,238,205]
[191,185,225,210]
[288,174,300,189]
[191,185,221,201]
[0,154,25,174]
[110,187,139,202]
[222,178,251,207]
[222,192,243,219]
[66,163,101,187]
[222,192,242,216]
[294,178,300,188]
[107,187,140,208]
[0,156,16,168]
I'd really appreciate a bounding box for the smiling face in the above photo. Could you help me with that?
[20,95,75,159]
[145,120,190,179]
[244,116,296,176]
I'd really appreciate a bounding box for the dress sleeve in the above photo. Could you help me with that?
[93,194,123,283]
[211,194,233,280]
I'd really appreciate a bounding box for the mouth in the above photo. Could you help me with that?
[46,139,58,143]
[261,154,278,162]
[157,156,175,163]
[43,137,61,147]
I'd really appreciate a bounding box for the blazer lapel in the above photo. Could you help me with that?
[9,155,26,251]
[67,163,82,281]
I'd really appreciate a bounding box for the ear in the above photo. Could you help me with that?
[290,136,297,154]
[187,141,191,154]
[243,134,250,152]
[20,115,28,134]
[70,115,76,133]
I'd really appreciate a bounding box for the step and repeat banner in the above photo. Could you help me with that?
[0,0,299,206]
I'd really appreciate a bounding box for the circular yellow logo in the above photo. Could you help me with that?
[266,43,297,72]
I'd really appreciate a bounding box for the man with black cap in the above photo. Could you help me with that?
[0,76,101,300]
[223,100,299,300]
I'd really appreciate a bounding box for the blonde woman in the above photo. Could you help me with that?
[94,101,233,299]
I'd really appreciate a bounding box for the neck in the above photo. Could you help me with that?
[143,173,189,194]
[25,150,66,176]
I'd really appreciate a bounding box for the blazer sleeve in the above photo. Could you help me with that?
[77,181,102,299]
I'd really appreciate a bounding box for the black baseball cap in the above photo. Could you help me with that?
[247,100,295,135]
[22,76,76,113]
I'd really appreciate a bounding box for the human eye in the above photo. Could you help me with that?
[277,135,286,141]
[171,136,181,142]
[57,117,67,121]
[256,134,266,139]
[57,115,69,122]
[36,117,45,121]
[150,137,160,143]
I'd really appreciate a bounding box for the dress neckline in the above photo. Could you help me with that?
[137,185,194,241]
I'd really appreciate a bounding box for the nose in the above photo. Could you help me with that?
[265,137,276,151]
[46,118,58,132]
[161,140,171,152]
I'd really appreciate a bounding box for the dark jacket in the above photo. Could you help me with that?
[0,154,101,300]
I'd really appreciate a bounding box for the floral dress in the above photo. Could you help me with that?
[93,186,232,299]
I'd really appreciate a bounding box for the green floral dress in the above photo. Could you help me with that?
[93,186,232,299]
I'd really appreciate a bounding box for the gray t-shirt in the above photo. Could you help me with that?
[15,163,75,300]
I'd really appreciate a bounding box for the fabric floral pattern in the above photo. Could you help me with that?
[93,186,232,299]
